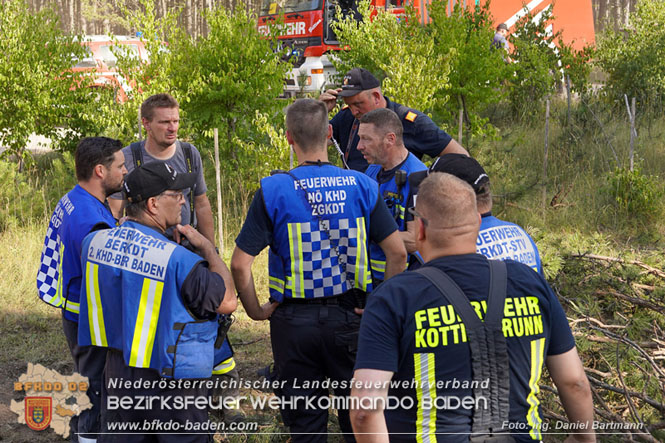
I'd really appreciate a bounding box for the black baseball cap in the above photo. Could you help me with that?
[123,162,197,203]
[409,154,490,194]
[338,68,381,97]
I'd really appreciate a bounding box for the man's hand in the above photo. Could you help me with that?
[176,224,212,253]
[320,88,342,112]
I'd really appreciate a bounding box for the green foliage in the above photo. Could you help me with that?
[508,5,592,117]
[0,153,75,232]
[78,0,182,145]
[0,0,94,162]
[167,3,292,194]
[331,0,451,113]
[595,0,665,107]
[426,0,507,138]
[605,166,663,218]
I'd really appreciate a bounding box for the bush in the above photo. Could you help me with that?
[508,5,592,117]
[595,0,665,109]
[331,0,452,114]
[0,0,94,163]
[426,0,508,139]
[0,153,76,232]
[605,166,662,219]
[167,3,293,197]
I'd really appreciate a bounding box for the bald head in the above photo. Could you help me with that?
[415,172,479,252]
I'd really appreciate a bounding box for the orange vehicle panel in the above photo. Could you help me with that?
[408,0,594,50]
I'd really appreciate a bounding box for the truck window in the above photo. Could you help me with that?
[98,44,140,69]
[260,0,323,15]
[73,47,96,68]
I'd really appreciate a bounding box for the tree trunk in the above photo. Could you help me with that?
[186,0,192,35]
[69,0,75,32]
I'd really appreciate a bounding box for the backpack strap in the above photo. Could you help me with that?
[130,142,144,169]
[415,260,510,437]
[179,141,196,226]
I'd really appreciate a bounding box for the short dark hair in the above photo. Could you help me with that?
[359,108,403,143]
[476,182,492,210]
[141,93,179,121]
[125,199,149,218]
[497,23,508,32]
[286,99,329,152]
[75,137,123,181]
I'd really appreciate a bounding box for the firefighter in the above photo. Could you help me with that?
[357,108,427,285]
[320,67,468,171]
[408,154,543,274]
[231,98,406,441]
[350,173,595,442]
[78,162,237,442]
[108,93,239,418]
[37,137,127,443]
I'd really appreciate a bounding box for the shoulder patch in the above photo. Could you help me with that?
[405,111,417,122]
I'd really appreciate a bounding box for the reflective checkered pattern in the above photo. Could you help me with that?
[298,218,358,298]
[36,223,62,306]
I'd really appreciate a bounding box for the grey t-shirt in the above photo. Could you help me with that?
[493,32,509,51]
[111,140,207,230]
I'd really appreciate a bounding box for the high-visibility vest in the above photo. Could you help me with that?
[78,220,230,379]
[37,185,117,321]
[478,215,543,275]
[262,164,377,301]
[365,153,426,281]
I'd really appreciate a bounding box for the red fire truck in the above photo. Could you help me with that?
[71,35,149,103]
[257,0,595,95]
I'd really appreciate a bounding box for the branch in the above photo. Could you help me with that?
[588,324,665,379]
[594,290,665,313]
[586,375,665,412]
[572,253,665,279]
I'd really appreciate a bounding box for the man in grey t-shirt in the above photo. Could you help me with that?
[108,93,243,422]
[492,23,512,63]
[108,93,215,243]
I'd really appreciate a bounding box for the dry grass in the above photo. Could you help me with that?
[0,222,297,442]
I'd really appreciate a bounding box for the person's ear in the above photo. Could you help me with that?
[146,196,159,215]
[93,164,106,180]
[371,90,382,104]
[286,130,294,146]
[416,216,426,242]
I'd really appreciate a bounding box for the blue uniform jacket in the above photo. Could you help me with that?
[37,185,116,322]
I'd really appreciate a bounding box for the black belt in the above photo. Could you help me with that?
[281,296,340,305]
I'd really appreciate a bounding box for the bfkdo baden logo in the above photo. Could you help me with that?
[10,363,92,438]
[25,397,52,431]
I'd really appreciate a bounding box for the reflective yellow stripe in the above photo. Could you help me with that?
[396,203,405,221]
[370,259,386,273]
[526,338,545,439]
[129,278,164,368]
[355,217,370,291]
[297,225,304,296]
[288,223,305,298]
[269,276,285,294]
[414,353,437,443]
[212,357,236,375]
[85,262,107,346]
[64,300,80,314]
